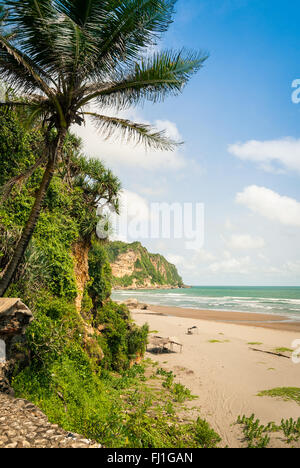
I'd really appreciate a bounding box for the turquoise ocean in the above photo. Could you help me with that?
[111,286,300,322]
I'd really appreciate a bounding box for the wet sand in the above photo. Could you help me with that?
[145,304,300,332]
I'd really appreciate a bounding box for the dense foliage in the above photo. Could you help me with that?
[0,0,218,448]
[0,0,206,296]
[0,110,219,449]
[0,108,148,417]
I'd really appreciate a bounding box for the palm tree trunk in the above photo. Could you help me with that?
[0,128,67,297]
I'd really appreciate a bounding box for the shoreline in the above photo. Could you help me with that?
[134,304,300,333]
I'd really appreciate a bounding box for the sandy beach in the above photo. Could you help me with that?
[132,305,300,448]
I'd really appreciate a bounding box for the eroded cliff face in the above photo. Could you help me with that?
[72,240,90,311]
[106,241,184,290]
[111,250,139,278]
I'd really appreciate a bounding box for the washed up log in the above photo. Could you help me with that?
[250,347,290,359]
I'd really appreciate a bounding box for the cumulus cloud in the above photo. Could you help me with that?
[228,137,300,174]
[109,189,150,242]
[197,249,216,262]
[208,253,251,274]
[227,234,265,250]
[225,219,234,230]
[284,260,300,274]
[73,108,186,171]
[165,254,186,267]
[236,186,300,227]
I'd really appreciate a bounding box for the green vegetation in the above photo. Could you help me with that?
[106,241,184,288]
[236,415,271,448]
[0,103,218,448]
[0,0,206,296]
[280,418,300,444]
[258,387,300,405]
[236,414,300,447]
[13,359,221,448]
[0,0,217,448]
[273,347,293,354]
[208,339,230,343]
[248,342,263,346]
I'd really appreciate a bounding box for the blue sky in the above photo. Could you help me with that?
[76,0,300,286]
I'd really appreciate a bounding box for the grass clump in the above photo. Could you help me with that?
[258,387,300,405]
[280,418,300,444]
[237,414,300,447]
[236,414,271,448]
[156,368,197,403]
[273,347,293,354]
[208,339,230,343]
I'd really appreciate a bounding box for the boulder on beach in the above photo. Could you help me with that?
[124,299,148,310]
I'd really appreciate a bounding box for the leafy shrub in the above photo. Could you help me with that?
[94,301,148,370]
[88,242,112,309]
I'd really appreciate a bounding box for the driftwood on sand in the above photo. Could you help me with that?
[250,347,290,359]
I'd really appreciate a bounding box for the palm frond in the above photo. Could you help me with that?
[54,0,107,27]
[5,0,102,82]
[0,101,31,108]
[5,0,62,75]
[84,0,177,78]
[84,111,181,151]
[36,0,177,81]
[80,49,208,109]
[0,34,57,95]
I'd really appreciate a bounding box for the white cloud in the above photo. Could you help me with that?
[225,219,234,230]
[197,249,216,262]
[236,186,300,227]
[208,253,251,274]
[119,189,150,221]
[110,189,150,242]
[73,108,186,171]
[165,254,186,266]
[228,137,300,174]
[227,234,265,250]
[284,260,300,274]
[135,185,167,197]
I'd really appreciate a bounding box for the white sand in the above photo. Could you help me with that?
[132,309,300,448]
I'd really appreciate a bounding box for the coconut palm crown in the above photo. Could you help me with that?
[0,0,208,295]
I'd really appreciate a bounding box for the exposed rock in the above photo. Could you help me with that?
[111,250,139,278]
[106,241,184,290]
[0,393,101,448]
[0,299,34,395]
[0,299,33,343]
[124,298,139,308]
[124,299,148,310]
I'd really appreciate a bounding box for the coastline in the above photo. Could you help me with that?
[112,284,189,291]
[143,304,300,333]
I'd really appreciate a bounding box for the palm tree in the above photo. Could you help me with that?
[0,0,208,296]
